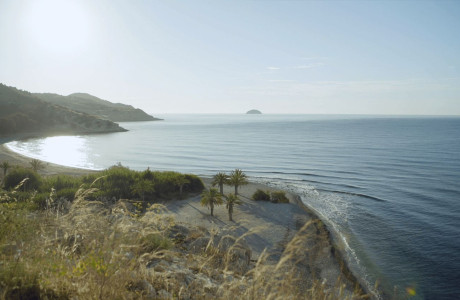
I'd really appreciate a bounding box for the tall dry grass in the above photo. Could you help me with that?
[0,180,369,299]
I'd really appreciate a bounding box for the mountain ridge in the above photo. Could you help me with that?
[0,83,127,137]
[34,92,162,122]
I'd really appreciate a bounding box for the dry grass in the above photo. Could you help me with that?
[0,182,369,299]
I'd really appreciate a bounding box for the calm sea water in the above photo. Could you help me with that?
[6,114,460,299]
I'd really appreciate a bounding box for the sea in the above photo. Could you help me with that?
[5,114,460,299]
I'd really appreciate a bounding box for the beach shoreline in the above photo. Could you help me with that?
[0,142,96,177]
[0,139,370,298]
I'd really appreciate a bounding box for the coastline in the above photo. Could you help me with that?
[0,139,369,298]
[0,142,96,177]
[292,194,372,297]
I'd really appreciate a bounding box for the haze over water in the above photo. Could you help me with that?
[7,114,460,299]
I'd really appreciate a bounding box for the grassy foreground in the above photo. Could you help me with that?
[0,167,367,299]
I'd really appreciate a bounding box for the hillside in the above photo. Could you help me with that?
[34,92,162,122]
[0,83,127,136]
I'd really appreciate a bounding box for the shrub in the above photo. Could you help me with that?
[0,263,41,299]
[138,233,173,253]
[183,174,205,193]
[39,175,81,202]
[3,167,41,191]
[153,171,204,199]
[97,165,137,199]
[252,189,271,201]
[56,187,79,201]
[80,168,204,201]
[33,192,48,209]
[41,175,81,191]
[153,171,180,197]
[271,191,289,203]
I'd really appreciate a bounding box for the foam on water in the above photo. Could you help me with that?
[256,177,381,298]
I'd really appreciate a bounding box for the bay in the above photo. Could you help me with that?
[7,114,460,299]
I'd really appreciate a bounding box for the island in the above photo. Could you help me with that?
[246,109,262,114]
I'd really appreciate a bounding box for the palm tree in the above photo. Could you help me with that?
[30,159,45,172]
[225,193,242,221]
[200,188,223,216]
[175,175,190,198]
[1,161,10,178]
[212,172,229,195]
[228,169,248,196]
[131,179,155,202]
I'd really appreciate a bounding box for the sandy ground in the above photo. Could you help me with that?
[167,178,314,260]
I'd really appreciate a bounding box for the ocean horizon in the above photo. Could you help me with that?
[6,114,460,299]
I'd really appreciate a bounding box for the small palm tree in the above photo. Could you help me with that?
[200,188,223,216]
[228,169,248,196]
[1,161,10,178]
[212,172,229,195]
[131,179,155,202]
[225,193,242,221]
[175,175,190,198]
[30,159,45,172]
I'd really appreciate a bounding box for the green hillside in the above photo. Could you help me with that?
[34,92,162,122]
[0,83,127,136]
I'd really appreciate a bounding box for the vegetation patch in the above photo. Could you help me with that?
[138,233,173,253]
[270,191,290,203]
[252,189,289,203]
[3,167,41,191]
[252,189,271,201]
[2,162,205,209]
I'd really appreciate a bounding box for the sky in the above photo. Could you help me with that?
[1,0,460,115]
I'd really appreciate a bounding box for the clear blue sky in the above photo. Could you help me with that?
[1,0,459,114]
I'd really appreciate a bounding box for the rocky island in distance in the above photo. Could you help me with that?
[246,109,262,114]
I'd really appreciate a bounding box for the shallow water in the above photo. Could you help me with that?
[7,114,460,299]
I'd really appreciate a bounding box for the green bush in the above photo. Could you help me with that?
[141,168,154,180]
[138,233,172,253]
[3,167,41,191]
[271,191,289,203]
[41,175,81,191]
[183,174,204,193]
[33,192,48,209]
[56,187,79,201]
[2,164,205,205]
[97,165,138,199]
[252,189,271,201]
[152,171,178,197]
[0,262,42,299]
[153,171,204,199]
[79,167,204,201]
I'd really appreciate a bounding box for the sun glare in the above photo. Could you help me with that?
[22,0,91,55]
[38,136,90,168]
